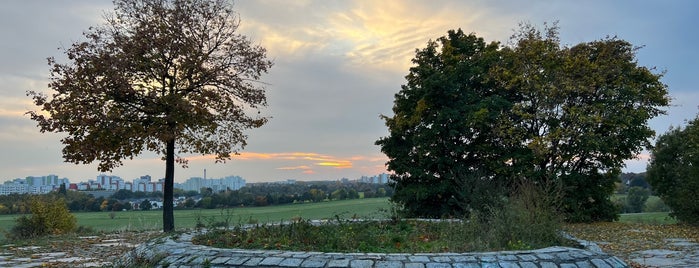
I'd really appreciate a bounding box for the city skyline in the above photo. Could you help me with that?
[0,171,390,196]
[2,171,390,185]
[1,1,697,183]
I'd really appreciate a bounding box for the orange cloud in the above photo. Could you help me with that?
[178,151,391,176]
[235,152,277,160]
[277,164,316,175]
[277,165,312,170]
[316,161,352,169]
[236,152,356,170]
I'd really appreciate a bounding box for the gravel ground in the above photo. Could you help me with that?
[565,222,699,267]
[0,231,163,267]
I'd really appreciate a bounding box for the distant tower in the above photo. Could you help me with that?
[204,169,207,180]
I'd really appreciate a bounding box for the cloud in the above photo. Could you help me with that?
[182,151,367,174]
[235,1,514,73]
[316,161,352,168]
[277,165,312,170]
[238,152,355,169]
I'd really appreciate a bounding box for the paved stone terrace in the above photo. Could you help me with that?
[116,232,628,268]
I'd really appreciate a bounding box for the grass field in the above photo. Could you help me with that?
[618,212,676,224]
[0,198,392,236]
[0,196,680,241]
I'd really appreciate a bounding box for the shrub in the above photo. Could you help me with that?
[9,196,77,239]
[481,180,565,250]
[644,196,670,213]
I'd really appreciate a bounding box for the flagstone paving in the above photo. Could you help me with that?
[113,232,629,267]
[627,238,699,267]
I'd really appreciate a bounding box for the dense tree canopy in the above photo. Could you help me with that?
[375,29,510,217]
[27,0,272,232]
[647,116,699,224]
[377,24,670,221]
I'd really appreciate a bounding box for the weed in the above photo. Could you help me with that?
[123,252,167,268]
[75,225,97,235]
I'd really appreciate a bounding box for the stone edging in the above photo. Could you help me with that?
[116,231,628,267]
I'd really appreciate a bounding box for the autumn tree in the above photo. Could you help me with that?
[27,0,272,232]
[493,24,669,221]
[647,116,699,224]
[377,23,670,221]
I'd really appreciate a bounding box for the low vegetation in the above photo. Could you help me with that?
[193,181,569,252]
[193,209,571,253]
[7,196,77,240]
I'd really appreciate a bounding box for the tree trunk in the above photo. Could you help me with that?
[163,138,175,232]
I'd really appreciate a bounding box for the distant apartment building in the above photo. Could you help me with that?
[175,175,246,192]
[72,174,163,193]
[271,179,297,185]
[0,175,70,195]
[359,173,390,184]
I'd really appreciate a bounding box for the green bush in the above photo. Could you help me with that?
[9,196,77,239]
[644,196,670,213]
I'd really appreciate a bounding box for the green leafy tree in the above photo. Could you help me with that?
[140,199,153,211]
[58,183,67,196]
[625,186,650,213]
[112,189,134,200]
[376,29,508,218]
[493,23,668,222]
[26,0,271,232]
[647,117,699,224]
[377,23,669,221]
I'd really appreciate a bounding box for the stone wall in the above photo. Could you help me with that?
[117,231,627,267]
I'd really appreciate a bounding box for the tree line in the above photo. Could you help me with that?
[191,181,391,209]
[0,181,393,214]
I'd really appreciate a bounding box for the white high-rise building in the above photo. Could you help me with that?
[0,175,69,195]
[176,175,246,192]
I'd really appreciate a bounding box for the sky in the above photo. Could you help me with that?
[0,0,697,183]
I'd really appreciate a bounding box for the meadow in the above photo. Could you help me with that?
[0,198,676,237]
[0,198,392,236]
[618,212,677,224]
[0,196,675,238]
